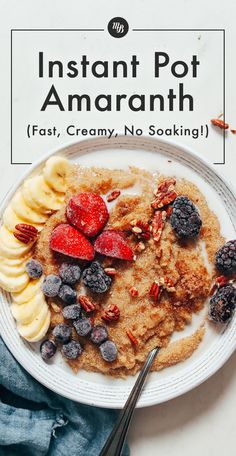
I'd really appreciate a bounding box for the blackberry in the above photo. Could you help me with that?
[170,196,202,239]
[62,304,81,320]
[25,259,43,279]
[58,284,77,304]
[59,263,81,285]
[209,285,236,323]
[52,324,72,344]
[40,339,57,360]
[42,274,61,297]
[90,325,108,345]
[61,341,83,360]
[82,261,112,293]
[99,340,118,362]
[73,316,92,337]
[215,240,236,275]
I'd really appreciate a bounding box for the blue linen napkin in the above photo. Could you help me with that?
[0,337,129,456]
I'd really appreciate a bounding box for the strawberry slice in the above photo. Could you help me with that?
[94,230,134,260]
[66,193,109,238]
[50,224,94,260]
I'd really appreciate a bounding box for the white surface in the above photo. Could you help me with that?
[0,0,236,455]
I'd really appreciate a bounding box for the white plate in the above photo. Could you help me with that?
[0,136,236,409]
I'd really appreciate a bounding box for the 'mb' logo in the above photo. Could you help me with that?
[108,17,129,38]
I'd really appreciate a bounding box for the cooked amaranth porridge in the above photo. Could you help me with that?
[33,163,224,377]
[1,155,235,378]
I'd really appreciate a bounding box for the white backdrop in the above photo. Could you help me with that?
[0,1,236,455]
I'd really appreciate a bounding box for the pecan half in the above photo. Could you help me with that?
[106,190,121,202]
[211,119,229,130]
[126,330,139,346]
[152,210,166,242]
[13,223,38,244]
[104,267,117,276]
[102,304,120,322]
[154,178,176,196]
[79,295,96,312]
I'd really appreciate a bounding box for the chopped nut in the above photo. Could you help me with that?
[79,295,96,312]
[106,190,121,202]
[149,281,161,303]
[132,226,142,234]
[152,210,166,242]
[104,267,117,276]
[129,286,139,297]
[126,330,139,346]
[102,304,120,322]
[134,241,146,253]
[211,118,229,130]
[151,191,177,210]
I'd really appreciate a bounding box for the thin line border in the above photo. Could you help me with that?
[10,28,225,165]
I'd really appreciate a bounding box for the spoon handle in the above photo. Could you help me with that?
[99,347,160,456]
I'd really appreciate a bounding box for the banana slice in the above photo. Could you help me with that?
[3,204,43,232]
[0,225,26,249]
[17,304,50,341]
[23,311,51,342]
[11,192,48,224]
[0,271,29,292]
[0,240,33,259]
[0,260,26,277]
[43,156,70,193]
[22,176,65,213]
[12,278,43,304]
[11,292,47,325]
[0,255,29,267]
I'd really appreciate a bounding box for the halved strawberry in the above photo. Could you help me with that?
[50,224,94,260]
[66,193,109,238]
[94,230,134,260]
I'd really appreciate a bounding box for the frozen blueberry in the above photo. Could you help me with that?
[90,325,108,345]
[25,259,43,279]
[58,284,77,304]
[52,324,72,344]
[62,304,81,320]
[73,317,92,337]
[99,340,118,362]
[42,274,61,297]
[59,262,81,285]
[40,339,57,360]
[61,340,83,360]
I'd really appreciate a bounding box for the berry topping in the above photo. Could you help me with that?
[50,224,94,260]
[66,192,109,237]
[40,339,57,360]
[82,261,112,293]
[170,196,202,239]
[59,262,81,285]
[25,259,43,279]
[99,340,118,362]
[52,323,72,344]
[215,240,236,275]
[62,304,81,320]
[61,340,83,360]
[73,316,92,337]
[42,274,62,297]
[90,325,108,345]
[94,230,134,260]
[58,284,77,304]
[209,285,236,323]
